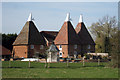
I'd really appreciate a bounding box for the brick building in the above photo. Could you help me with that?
[0,45,12,60]
[54,13,81,58]
[75,15,95,54]
[12,13,46,58]
[12,13,95,59]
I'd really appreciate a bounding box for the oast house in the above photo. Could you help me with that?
[12,13,95,59]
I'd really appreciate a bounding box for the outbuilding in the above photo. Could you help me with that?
[47,43,59,62]
[0,45,12,60]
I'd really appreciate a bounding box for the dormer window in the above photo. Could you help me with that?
[30,45,34,49]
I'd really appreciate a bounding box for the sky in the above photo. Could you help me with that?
[2,2,118,34]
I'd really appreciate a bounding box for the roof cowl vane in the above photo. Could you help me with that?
[65,13,71,22]
[27,13,34,21]
[79,14,83,23]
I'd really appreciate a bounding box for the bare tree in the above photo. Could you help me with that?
[89,15,117,54]
[89,15,119,68]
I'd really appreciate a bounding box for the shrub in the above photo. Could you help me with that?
[106,53,118,68]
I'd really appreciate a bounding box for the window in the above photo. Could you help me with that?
[74,51,77,58]
[88,45,91,49]
[74,51,77,54]
[59,45,62,50]
[74,45,77,49]
[30,45,34,49]
[40,45,44,49]
[59,52,62,57]
[60,53,62,56]
[59,45,62,48]
[87,51,91,53]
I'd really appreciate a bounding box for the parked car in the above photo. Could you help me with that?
[21,58,40,61]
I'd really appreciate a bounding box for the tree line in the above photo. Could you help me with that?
[89,15,119,68]
[1,33,17,52]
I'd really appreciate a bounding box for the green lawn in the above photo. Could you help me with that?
[2,61,118,78]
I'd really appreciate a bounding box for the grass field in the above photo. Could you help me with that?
[2,61,118,78]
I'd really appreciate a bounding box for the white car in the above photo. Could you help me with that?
[21,58,40,61]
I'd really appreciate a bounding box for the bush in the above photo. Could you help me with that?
[97,55,102,59]
[86,54,90,59]
[71,58,74,60]
[106,53,118,68]
[102,56,108,59]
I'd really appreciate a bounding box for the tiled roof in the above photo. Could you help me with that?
[54,21,81,45]
[41,31,58,37]
[40,31,58,42]
[13,21,46,45]
[75,22,95,45]
[0,45,11,55]
[47,43,59,52]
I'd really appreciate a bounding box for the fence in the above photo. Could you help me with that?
[1,61,107,68]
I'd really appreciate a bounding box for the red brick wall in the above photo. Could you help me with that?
[28,45,46,57]
[13,45,47,58]
[13,44,95,58]
[82,45,95,54]
[56,45,68,58]
[61,45,68,58]
[68,45,81,56]
[56,44,95,58]
[56,44,81,58]
[13,45,28,58]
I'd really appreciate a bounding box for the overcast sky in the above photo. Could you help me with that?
[2,2,118,34]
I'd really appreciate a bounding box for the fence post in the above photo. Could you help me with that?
[9,61,11,68]
[98,58,100,66]
[45,59,47,68]
[83,57,85,67]
[67,59,69,67]
[48,60,50,68]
